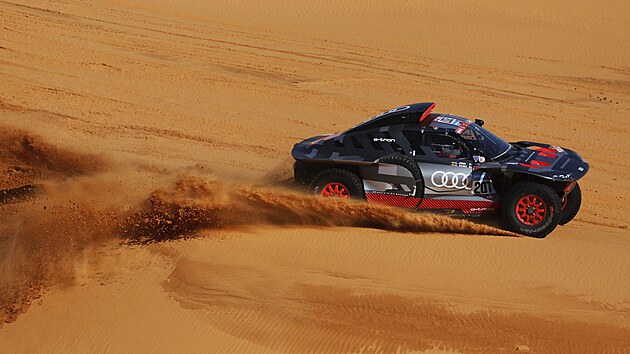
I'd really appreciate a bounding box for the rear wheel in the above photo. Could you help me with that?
[559,183,581,225]
[311,169,364,199]
[501,182,561,238]
[377,153,424,199]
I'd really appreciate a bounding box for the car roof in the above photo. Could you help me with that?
[345,102,435,133]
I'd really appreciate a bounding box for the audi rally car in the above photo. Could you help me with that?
[292,102,589,237]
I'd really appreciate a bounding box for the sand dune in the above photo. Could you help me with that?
[1,0,630,352]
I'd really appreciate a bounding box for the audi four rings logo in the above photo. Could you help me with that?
[431,171,470,189]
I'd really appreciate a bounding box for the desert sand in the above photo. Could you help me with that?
[1,0,629,352]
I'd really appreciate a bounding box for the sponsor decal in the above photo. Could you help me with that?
[416,199,499,214]
[373,137,396,143]
[473,155,486,163]
[434,116,462,126]
[450,161,472,168]
[553,173,572,180]
[578,166,584,172]
[469,207,496,213]
[431,171,470,189]
[472,181,496,194]
[471,172,496,195]
[455,122,470,134]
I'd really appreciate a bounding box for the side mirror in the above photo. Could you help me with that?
[475,119,485,127]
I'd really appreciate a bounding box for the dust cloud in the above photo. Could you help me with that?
[122,177,512,242]
[0,127,511,326]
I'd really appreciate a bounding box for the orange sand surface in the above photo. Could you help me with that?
[1,0,629,352]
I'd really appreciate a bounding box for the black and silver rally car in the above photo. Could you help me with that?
[292,102,589,237]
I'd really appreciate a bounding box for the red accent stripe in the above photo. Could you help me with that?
[538,152,558,158]
[519,163,542,169]
[530,160,551,167]
[365,193,420,208]
[530,147,558,159]
[366,193,498,214]
[531,147,556,153]
[419,103,436,122]
[417,199,498,214]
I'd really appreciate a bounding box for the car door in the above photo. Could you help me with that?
[413,132,474,197]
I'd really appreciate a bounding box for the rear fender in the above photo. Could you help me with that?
[359,163,417,197]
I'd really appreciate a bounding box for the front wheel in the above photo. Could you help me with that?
[559,183,581,225]
[310,168,365,199]
[501,182,561,238]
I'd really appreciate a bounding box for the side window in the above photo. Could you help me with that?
[423,134,469,159]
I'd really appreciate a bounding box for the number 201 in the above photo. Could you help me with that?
[473,181,495,194]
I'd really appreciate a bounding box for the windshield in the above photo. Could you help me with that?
[460,124,512,159]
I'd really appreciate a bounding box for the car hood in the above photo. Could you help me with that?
[500,141,589,181]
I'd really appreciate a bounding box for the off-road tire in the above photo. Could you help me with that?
[376,153,424,199]
[559,183,581,225]
[310,168,365,199]
[501,181,561,238]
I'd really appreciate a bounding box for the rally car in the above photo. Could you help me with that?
[292,102,588,237]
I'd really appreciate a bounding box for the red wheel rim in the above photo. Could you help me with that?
[320,182,350,198]
[515,194,547,226]
[561,196,567,210]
